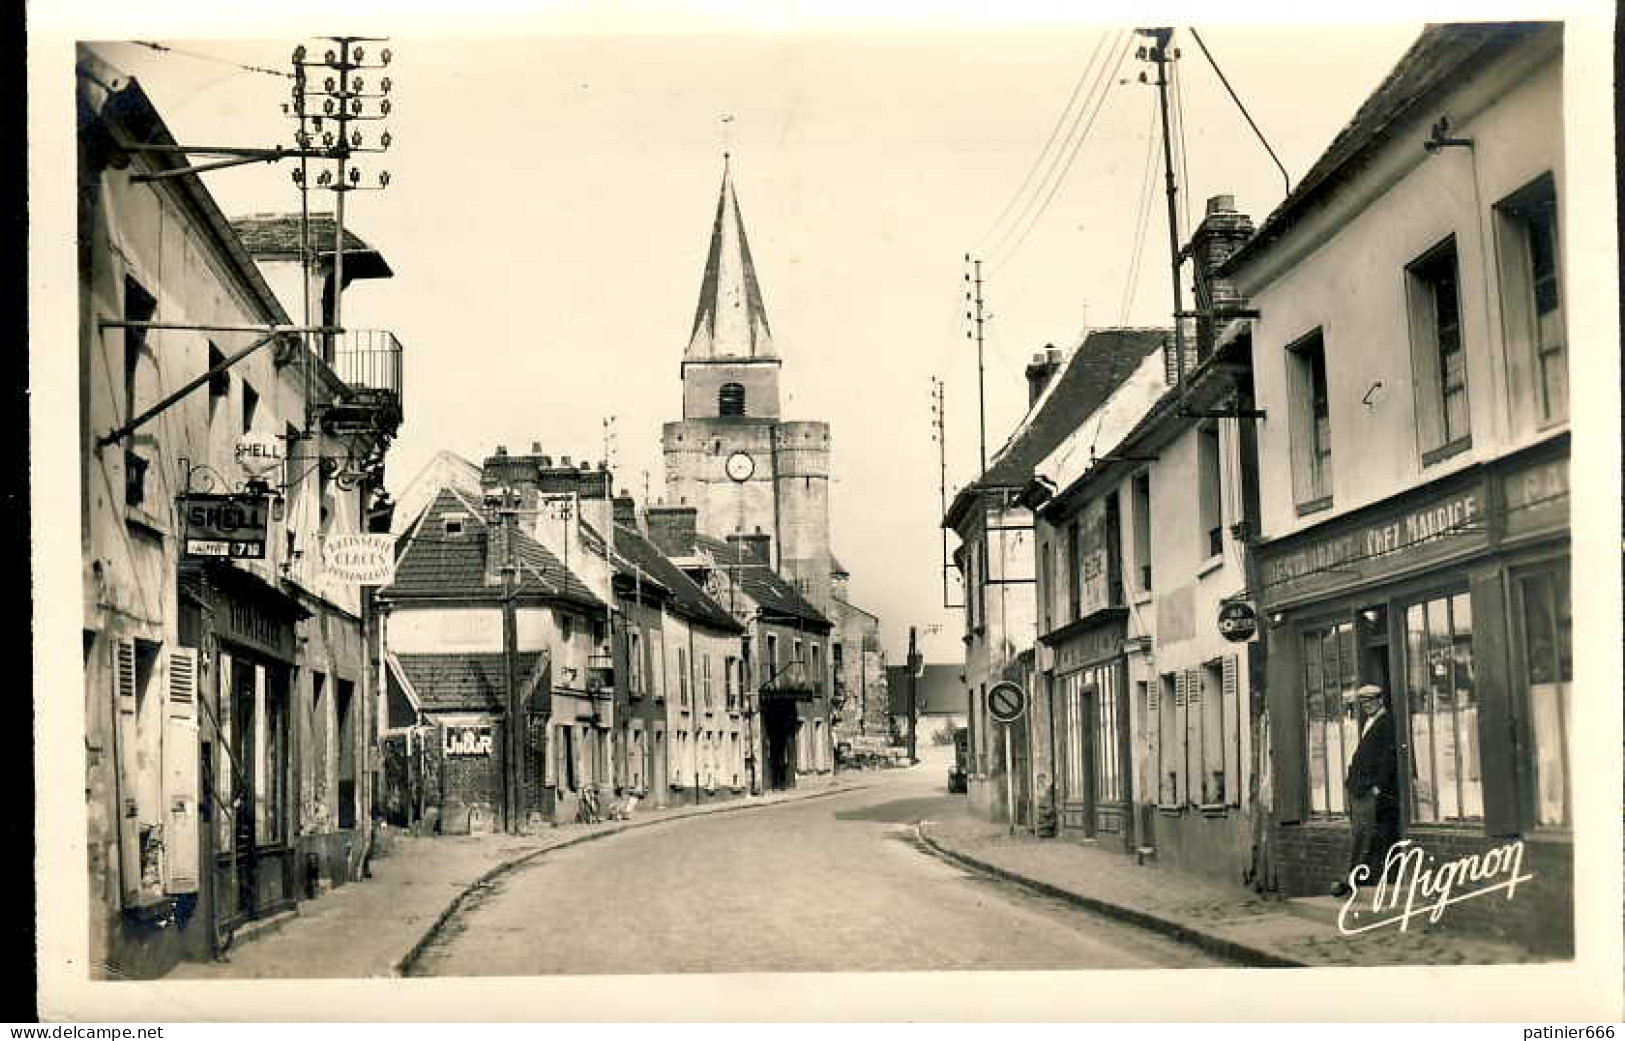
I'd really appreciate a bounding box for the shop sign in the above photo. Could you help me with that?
[444,725,493,757]
[1217,600,1258,643]
[1500,454,1568,542]
[182,493,269,560]
[1054,618,1126,670]
[321,533,397,585]
[234,430,284,477]
[1260,484,1486,606]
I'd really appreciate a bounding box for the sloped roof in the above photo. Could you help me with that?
[394,652,542,713]
[945,328,1167,527]
[611,523,742,633]
[686,159,776,361]
[231,212,387,260]
[382,486,602,607]
[1223,22,1555,275]
[886,664,965,716]
[694,534,830,628]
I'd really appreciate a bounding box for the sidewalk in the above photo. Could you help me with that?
[918,807,1552,969]
[165,779,867,979]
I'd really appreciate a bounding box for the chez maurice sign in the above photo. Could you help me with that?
[1260,480,1487,607]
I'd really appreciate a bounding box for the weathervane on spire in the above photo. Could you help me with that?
[720,113,735,164]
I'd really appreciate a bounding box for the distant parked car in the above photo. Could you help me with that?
[947,727,968,793]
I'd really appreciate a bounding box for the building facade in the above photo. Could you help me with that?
[79,48,404,978]
[1223,23,1572,951]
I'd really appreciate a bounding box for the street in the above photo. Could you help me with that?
[409,753,1225,975]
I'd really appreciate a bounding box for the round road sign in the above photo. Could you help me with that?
[987,681,1027,725]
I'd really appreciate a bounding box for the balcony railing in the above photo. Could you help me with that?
[321,329,404,438]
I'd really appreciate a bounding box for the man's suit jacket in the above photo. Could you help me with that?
[1346,710,1397,794]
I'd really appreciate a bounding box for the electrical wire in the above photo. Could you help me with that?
[1172,53,1193,242]
[1189,27,1291,195]
[1119,93,1162,326]
[972,31,1114,253]
[988,31,1135,274]
[130,40,294,79]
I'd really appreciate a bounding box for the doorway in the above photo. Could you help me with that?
[762,700,798,790]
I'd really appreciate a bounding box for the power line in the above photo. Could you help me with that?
[1119,92,1161,326]
[130,40,294,79]
[972,30,1113,253]
[988,31,1134,274]
[1189,27,1291,195]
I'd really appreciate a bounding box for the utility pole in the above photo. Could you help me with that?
[906,626,921,765]
[498,486,522,834]
[1141,26,1188,386]
[964,257,988,475]
[931,376,961,610]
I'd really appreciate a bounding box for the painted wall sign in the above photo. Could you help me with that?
[1217,600,1258,643]
[1500,453,1568,541]
[182,493,269,560]
[234,430,285,477]
[321,533,397,585]
[1259,482,1487,606]
[1075,497,1114,619]
[444,725,494,757]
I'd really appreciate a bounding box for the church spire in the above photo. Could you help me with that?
[687,156,776,360]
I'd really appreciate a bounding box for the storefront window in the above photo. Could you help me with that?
[1405,592,1482,823]
[1059,673,1086,803]
[1093,666,1124,805]
[1303,622,1358,817]
[1517,567,1571,827]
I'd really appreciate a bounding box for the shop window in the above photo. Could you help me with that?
[1407,238,1472,462]
[1131,472,1152,592]
[259,669,290,847]
[1515,566,1571,827]
[1059,673,1087,804]
[1158,673,1180,805]
[1303,621,1358,818]
[1404,592,1482,823]
[1288,329,1333,510]
[1197,423,1223,560]
[1497,175,1565,426]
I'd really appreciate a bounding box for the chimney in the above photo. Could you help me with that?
[1188,194,1255,359]
[1024,344,1065,406]
[725,531,773,567]
[612,495,638,529]
[531,441,543,455]
[645,505,698,558]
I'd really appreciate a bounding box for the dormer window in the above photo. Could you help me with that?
[443,512,468,537]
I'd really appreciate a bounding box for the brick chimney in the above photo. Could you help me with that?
[1024,345,1065,406]
[1188,194,1255,359]
[645,505,698,558]
[612,495,638,530]
[724,531,773,567]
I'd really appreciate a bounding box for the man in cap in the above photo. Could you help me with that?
[1332,683,1400,897]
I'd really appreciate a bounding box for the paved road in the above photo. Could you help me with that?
[413,757,1224,975]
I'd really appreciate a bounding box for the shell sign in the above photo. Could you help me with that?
[321,533,396,585]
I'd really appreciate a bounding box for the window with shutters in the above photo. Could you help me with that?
[1407,238,1472,463]
[1157,672,1180,806]
[1513,563,1571,828]
[628,632,643,694]
[1403,590,1482,823]
[678,646,690,707]
[1197,424,1224,560]
[114,638,164,904]
[1198,660,1226,804]
[810,643,822,695]
[1496,175,1565,427]
[702,652,713,708]
[1131,473,1152,592]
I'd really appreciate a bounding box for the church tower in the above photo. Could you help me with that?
[662,158,832,608]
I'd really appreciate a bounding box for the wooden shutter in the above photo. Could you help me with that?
[1471,568,1522,836]
[163,648,201,893]
[1267,635,1307,822]
[1223,655,1242,808]
[1176,670,1193,806]
[112,638,141,904]
[1146,678,1162,805]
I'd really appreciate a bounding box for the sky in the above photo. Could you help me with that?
[67,14,1487,664]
